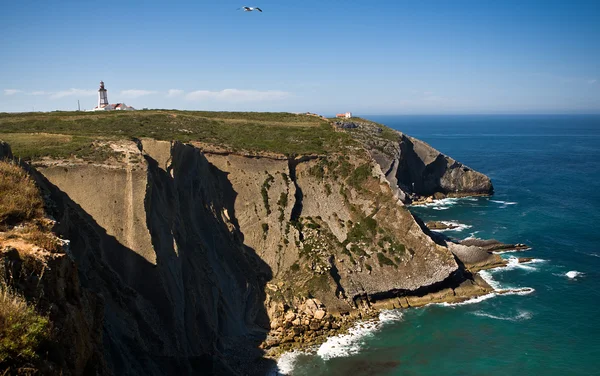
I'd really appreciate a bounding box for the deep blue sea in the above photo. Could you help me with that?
[276,115,600,376]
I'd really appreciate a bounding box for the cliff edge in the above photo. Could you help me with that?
[337,118,493,202]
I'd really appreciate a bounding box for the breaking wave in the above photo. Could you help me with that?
[566,271,584,279]
[315,309,404,360]
[490,200,518,208]
[492,247,533,254]
[471,310,533,321]
[430,221,472,232]
[273,351,304,376]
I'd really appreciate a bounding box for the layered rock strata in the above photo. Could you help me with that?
[1,127,500,375]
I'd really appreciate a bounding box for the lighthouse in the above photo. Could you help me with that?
[87,81,136,111]
[98,81,109,108]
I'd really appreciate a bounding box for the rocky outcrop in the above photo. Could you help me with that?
[0,244,106,375]
[379,134,493,201]
[426,221,459,230]
[0,141,12,159]
[347,119,493,202]
[460,238,529,253]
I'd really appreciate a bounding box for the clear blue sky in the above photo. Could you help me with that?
[1,0,599,114]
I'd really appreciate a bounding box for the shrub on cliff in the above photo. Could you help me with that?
[0,285,50,368]
[0,161,44,228]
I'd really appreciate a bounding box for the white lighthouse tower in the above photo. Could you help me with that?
[88,81,135,111]
[98,81,109,108]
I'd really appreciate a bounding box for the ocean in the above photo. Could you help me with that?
[275,115,600,376]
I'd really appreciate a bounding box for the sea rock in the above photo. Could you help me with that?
[460,238,529,253]
[426,221,459,230]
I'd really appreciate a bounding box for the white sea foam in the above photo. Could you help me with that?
[588,253,600,258]
[463,231,481,240]
[566,270,584,279]
[490,200,518,208]
[472,310,533,322]
[501,256,546,272]
[316,320,379,360]
[314,309,403,361]
[492,247,533,254]
[432,206,450,210]
[437,292,498,306]
[415,197,459,207]
[501,287,535,296]
[379,309,404,322]
[490,200,517,205]
[273,351,304,375]
[479,270,502,289]
[430,221,472,232]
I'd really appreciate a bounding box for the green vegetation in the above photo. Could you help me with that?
[350,244,368,258]
[377,252,395,267]
[277,192,288,222]
[347,163,371,189]
[365,263,372,272]
[261,223,269,235]
[308,164,325,179]
[0,133,118,162]
[261,174,275,215]
[0,286,50,366]
[290,262,300,272]
[345,215,378,245]
[0,161,44,228]
[0,110,357,160]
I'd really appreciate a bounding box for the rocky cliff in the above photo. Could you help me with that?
[344,119,493,202]
[0,114,499,375]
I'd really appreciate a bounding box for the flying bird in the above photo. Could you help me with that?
[238,6,262,12]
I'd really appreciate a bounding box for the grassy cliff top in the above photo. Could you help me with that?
[0,110,361,160]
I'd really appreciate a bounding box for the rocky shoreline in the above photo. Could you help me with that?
[264,257,536,365]
[263,234,534,364]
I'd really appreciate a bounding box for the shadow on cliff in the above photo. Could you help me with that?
[395,135,448,197]
[29,143,276,376]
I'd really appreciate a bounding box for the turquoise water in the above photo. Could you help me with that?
[280,115,600,376]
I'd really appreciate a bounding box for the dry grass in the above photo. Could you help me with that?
[0,285,50,365]
[0,161,44,228]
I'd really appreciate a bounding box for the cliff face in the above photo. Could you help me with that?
[32,140,273,375]
[0,243,105,375]
[1,119,496,375]
[394,134,493,198]
[351,120,493,202]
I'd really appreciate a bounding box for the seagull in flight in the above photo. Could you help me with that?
[239,6,262,12]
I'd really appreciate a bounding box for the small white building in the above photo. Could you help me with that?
[89,81,135,111]
[336,112,352,119]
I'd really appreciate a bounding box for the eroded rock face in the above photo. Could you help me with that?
[393,134,493,199]
[361,126,493,202]
[0,246,105,375]
[32,141,274,375]
[22,136,489,374]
